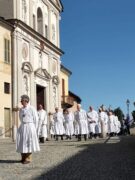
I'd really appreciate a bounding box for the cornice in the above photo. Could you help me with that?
[7,19,64,56]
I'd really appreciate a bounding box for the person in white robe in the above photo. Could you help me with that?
[73,117,80,139]
[37,104,48,143]
[53,107,65,141]
[108,111,115,136]
[74,104,88,141]
[87,106,99,139]
[98,106,108,138]
[63,109,74,139]
[49,113,55,139]
[114,114,121,135]
[16,95,40,164]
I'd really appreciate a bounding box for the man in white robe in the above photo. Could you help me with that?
[108,111,116,136]
[74,104,88,141]
[87,106,99,139]
[63,109,74,139]
[53,107,65,141]
[99,106,108,138]
[16,95,40,164]
[37,104,48,143]
[49,113,55,139]
[114,114,121,135]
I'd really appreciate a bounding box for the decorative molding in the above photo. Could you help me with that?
[21,62,33,73]
[52,75,60,85]
[34,68,51,81]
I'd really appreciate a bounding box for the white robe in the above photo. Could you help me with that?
[108,115,116,133]
[53,112,65,135]
[74,109,88,135]
[87,110,98,134]
[74,119,79,135]
[64,112,74,136]
[16,105,40,153]
[37,109,48,138]
[114,116,121,134]
[50,117,55,135]
[99,111,108,137]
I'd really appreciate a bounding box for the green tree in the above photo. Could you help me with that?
[113,107,124,122]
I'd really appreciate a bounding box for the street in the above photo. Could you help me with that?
[0,134,135,180]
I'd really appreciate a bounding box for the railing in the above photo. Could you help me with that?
[61,96,74,106]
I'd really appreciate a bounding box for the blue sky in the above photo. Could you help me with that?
[60,0,135,116]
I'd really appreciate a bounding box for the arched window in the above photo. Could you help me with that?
[37,8,43,35]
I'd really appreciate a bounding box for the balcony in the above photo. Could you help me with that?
[61,95,74,109]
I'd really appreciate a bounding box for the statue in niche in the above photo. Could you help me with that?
[38,51,42,68]
[23,75,29,95]
[53,86,57,108]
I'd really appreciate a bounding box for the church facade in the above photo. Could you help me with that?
[0,0,64,136]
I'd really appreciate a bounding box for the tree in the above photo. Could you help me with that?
[113,107,124,122]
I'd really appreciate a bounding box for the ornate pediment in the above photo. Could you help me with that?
[34,68,51,81]
[22,62,33,73]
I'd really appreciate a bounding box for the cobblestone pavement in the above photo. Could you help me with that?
[0,133,135,180]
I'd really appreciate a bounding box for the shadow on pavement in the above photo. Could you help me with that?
[33,136,135,180]
[0,160,20,163]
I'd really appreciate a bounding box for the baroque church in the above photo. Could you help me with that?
[0,0,64,137]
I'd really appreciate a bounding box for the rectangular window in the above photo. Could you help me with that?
[4,38,10,63]
[4,82,10,94]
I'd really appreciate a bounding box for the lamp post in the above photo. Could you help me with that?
[126,99,130,116]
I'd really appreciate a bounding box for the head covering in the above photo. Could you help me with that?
[21,94,30,102]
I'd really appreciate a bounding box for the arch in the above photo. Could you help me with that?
[37,7,43,35]
[22,62,33,73]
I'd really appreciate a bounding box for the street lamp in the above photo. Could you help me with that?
[126,99,130,116]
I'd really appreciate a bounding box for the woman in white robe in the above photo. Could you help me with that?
[16,95,40,164]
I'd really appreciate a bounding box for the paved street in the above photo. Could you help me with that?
[0,133,135,180]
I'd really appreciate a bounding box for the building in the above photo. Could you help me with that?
[60,64,73,109]
[60,64,81,111]
[0,0,64,137]
[0,17,13,137]
[68,91,81,112]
